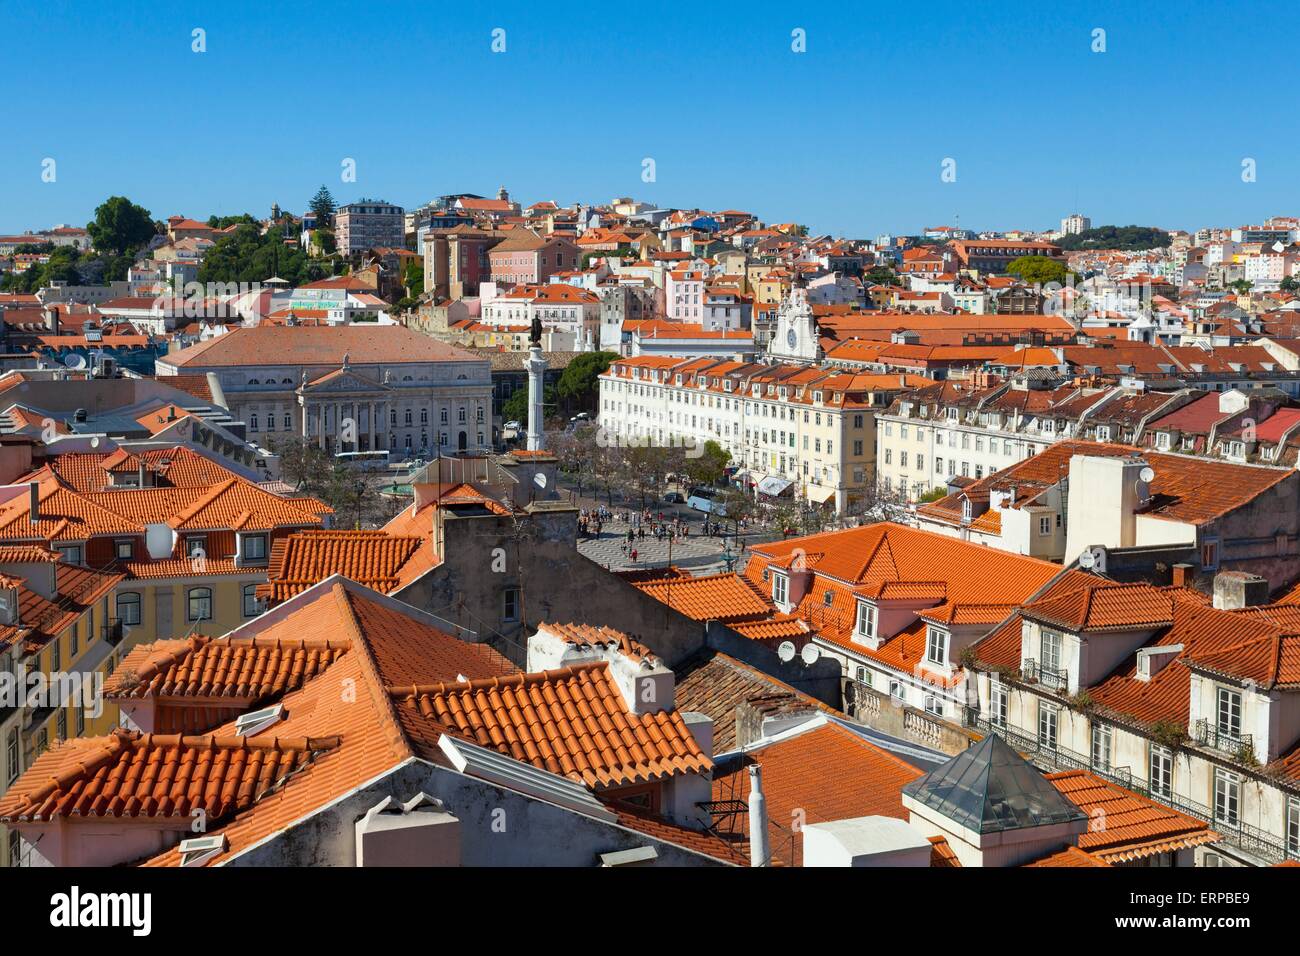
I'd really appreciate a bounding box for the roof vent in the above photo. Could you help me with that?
[73,408,87,423]
[234,703,285,737]
[178,833,228,867]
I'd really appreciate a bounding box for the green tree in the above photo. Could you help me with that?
[863,265,901,287]
[1055,225,1171,252]
[310,186,337,229]
[1229,279,1253,296]
[555,351,617,412]
[207,213,258,229]
[1281,275,1300,294]
[1006,255,1070,285]
[197,223,312,286]
[86,196,157,256]
[683,439,730,486]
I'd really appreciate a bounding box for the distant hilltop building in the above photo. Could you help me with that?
[1060,213,1091,236]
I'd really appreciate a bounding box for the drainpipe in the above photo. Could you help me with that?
[748,764,770,867]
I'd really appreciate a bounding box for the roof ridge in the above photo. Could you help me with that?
[327,583,418,763]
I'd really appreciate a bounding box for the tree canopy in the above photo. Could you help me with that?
[1055,225,1171,252]
[310,186,337,228]
[86,196,157,257]
[555,351,617,407]
[197,223,322,286]
[1006,255,1071,286]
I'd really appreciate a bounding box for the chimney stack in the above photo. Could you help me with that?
[28,481,39,524]
[1212,571,1269,610]
[748,764,770,867]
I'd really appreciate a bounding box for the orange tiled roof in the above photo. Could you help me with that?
[711,721,923,865]
[260,529,427,602]
[1024,845,1110,867]
[394,663,711,789]
[630,571,772,623]
[928,835,962,867]
[1048,770,1218,863]
[0,727,338,823]
[1020,583,1188,632]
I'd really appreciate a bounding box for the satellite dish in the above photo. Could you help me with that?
[64,354,87,369]
[1139,466,1155,484]
[1078,549,1096,569]
[533,472,547,489]
[800,643,821,666]
[777,641,796,663]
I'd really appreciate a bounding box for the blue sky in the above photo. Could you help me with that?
[1,0,1294,238]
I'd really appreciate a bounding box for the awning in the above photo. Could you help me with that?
[758,475,794,497]
[733,470,755,486]
[805,484,837,504]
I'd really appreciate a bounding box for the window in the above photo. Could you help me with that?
[773,573,788,606]
[5,728,17,785]
[187,587,212,622]
[503,588,520,622]
[242,584,261,618]
[1216,686,1242,739]
[989,683,1008,728]
[1149,745,1173,799]
[1201,537,1220,570]
[243,534,268,561]
[1038,702,1058,751]
[1288,798,1300,857]
[1091,723,1112,771]
[1041,629,1062,673]
[117,592,141,626]
[55,544,82,564]
[924,695,944,717]
[889,679,904,700]
[56,709,66,741]
[1039,515,1052,535]
[115,539,134,560]
[185,536,207,558]
[925,627,948,666]
[855,601,876,639]
[1214,768,1240,827]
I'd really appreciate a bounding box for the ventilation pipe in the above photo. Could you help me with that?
[748,764,770,867]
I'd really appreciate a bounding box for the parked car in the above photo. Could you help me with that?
[503,420,521,432]
[663,491,685,504]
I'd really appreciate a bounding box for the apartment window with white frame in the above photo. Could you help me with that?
[1041,628,1062,674]
[1216,686,1242,739]
[773,573,788,606]
[1288,798,1300,857]
[990,683,1008,728]
[1038,701,1058,751]
[1214,768,1240,828]
[1091,723,1112,771]
[855,601,876,639]
[924,695,944,717]
[925,627,948,666]
[1149,745,1173,799]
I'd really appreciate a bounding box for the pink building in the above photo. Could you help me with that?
[488,231,580,286]
[666,269,704,320]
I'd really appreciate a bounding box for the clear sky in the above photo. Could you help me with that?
[1,0,1294,238]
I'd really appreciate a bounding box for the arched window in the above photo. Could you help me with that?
[187,587,212,622]
[116,592,142,626]
[249,414,259,431]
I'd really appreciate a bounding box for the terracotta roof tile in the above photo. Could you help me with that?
[395,663,711,789]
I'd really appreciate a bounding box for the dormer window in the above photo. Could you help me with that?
[961,498,972,521]
[772,572,789,606]
[855,600,877,639]
[925,626,949,666]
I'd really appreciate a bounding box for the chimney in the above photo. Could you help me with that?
[1171,562,1193,588]
[28,481,39,524]
[1213,571,1269,610]
[748,764,770,867]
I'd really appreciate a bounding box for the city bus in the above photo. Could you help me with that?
[686,486,728,516]
[334,450,392,471]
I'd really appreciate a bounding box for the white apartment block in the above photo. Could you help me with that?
[599,357,914,511]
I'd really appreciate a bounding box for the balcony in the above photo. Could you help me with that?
[100,617,124,646]
[1022,658,1069,692]
[1193,718,1254,758]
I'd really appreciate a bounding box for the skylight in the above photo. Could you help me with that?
[234,703,285,737]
